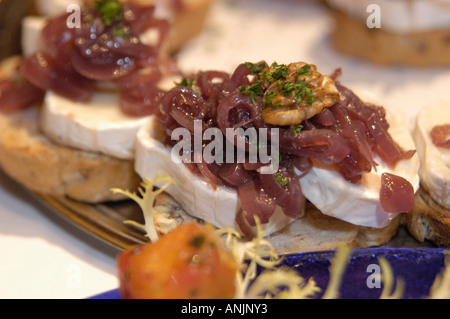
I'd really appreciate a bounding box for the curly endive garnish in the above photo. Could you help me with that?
[379,257,404,299]
[217,217,284,299]
[322,245,352,299]
[111,174,176,242]
[248,269,321,299]
[218,217,323,299]
[428,251,450,299]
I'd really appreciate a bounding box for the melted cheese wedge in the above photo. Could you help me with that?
[40,91,148,160]
[134,118,297,237]
[297,94,420,229]
[414,101,450,209]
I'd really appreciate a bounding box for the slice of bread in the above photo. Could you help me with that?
[152,191,403,254]
[0,105,141,203]
[267,201,402,254]
[330,9,450,67]
[162,0,213,55]
[405,187,450,247]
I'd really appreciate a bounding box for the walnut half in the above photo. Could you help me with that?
[261,62,340,126]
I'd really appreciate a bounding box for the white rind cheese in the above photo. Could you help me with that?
[414,100,450,209]
[21,16,47,57]
[34,0,83,18]
[134,118,297,237]
[298,94,420,229]
[40,91,149,160]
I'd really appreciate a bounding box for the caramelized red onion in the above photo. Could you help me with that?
[14,2,172,115]
[219,163,252,187]
[159,62,417,232]
[237,179,276,226]
[20,52,95,102]
[160,86,208,132]
[259,168,304,219]
[120,85,165,117]
[0,78,44,112]
[380,173,415,213]
[279,128,351,166]
[430,124,450,149]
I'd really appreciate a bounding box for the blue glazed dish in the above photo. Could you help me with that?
[281,248,447,299]
[89,248,448,299]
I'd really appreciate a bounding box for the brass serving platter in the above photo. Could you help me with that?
[33,193,148,250]
[30,190,432,253]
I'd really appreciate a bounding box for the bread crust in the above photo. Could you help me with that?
[405,187,450,247]
[330,9,450,67]
[0,106,141,203]
[148,192,402,254]
[163,0,213,55]
[267,202,401,254]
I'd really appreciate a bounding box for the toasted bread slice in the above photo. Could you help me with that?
[161,0,214,55]
[405,187,450,247]
[0,106,141,203]
[152,192,402,254]
[267,201,402,254]
[330,9,450,67]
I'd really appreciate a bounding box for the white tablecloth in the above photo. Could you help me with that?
[0,169,119,299]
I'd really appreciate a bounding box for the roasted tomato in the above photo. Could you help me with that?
[117,222,238,299]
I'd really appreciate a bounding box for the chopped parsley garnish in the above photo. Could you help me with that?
[278,79,314,107]
[240,80,264,104]
[113,26,128,38]
[175,77,195,88]
[264,91,277,106]
[94,0,123,27]
[275,173,289,187]
[261,63,289,84]
[296,64,312,76]
[261,71,275,84]
[245,62,266,75]
[264,91,282,110]
[291,124,304,136]
[241,62,315,108]
[271,63,289,81]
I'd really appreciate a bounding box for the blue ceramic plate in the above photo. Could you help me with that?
[89,248,448,299]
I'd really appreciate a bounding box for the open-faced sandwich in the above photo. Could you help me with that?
[406,101,450,247]
[132,60,421,252]
[327,0,450,66]
[0,0,212,203]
